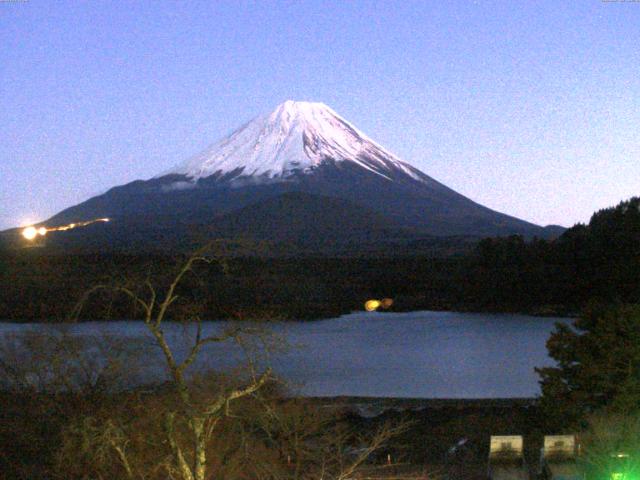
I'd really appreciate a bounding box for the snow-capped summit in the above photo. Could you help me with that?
[169,100,424,184]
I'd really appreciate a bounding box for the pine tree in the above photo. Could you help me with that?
[537,303,640,429]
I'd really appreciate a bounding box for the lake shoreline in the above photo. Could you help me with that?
[302,396,538,418]
[0,306,576,324]
[0,251,586,323]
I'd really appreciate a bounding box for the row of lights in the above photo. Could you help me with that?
[22,218,110,241]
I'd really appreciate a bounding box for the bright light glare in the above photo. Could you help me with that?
[22,226,37,240]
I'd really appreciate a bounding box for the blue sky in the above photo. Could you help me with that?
[1,0,639,230]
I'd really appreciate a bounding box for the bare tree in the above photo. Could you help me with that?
[70,247,272,480]
[0,328,144,395]
[251,396,410,480]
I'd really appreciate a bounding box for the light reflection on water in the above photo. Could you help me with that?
[0,311,569,398]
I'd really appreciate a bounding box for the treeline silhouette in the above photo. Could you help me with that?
[1,197,638,322]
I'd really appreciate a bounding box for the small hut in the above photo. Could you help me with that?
[488,436,528,480]
[540,435,583,480]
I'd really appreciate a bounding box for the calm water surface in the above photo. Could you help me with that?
[0,311,569,398]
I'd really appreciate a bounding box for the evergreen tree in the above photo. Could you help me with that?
[537,303,640,429]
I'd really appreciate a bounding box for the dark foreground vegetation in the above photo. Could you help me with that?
[0,385,412,479]
[2,197,639,322]
[1,198,640,479]
[0,389,541,480]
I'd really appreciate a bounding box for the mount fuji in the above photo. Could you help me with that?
[8,101,561,252]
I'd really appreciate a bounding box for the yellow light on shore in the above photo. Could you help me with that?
[364,297,394,312]
[365,300,382,312]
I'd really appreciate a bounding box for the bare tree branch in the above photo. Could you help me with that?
[178,326,242,375]
[204,368,272,417]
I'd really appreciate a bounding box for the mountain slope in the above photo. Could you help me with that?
[210,191,402,244]
[7,100,561,251]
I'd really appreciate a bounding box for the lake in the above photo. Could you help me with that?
[0,311,569,398]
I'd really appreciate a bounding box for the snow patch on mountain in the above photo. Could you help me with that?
[161,180,197,192]
[166,101,426,184]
